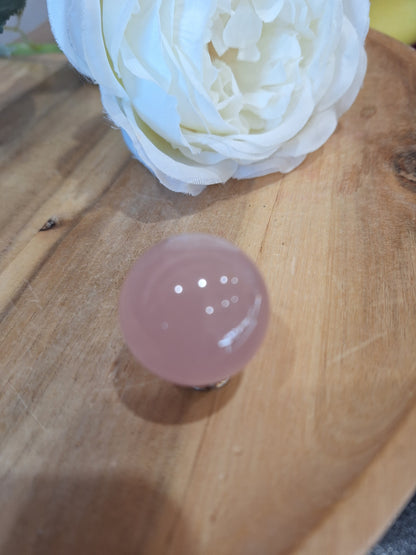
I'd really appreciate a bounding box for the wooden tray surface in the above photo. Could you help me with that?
[0,30,415,555]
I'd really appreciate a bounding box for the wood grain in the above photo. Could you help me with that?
[0,30,415,555]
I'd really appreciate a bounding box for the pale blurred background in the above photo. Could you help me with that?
[0,0,48,44]
[370,0,416,44]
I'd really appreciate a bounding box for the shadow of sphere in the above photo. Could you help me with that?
[112,346,243,425]
[113,310,294,425]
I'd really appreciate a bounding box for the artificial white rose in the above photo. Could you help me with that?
[47,0,369,195]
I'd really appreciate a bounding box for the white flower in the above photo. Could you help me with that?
[47,0,369,195]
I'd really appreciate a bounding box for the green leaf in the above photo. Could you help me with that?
[0,41,61,56]
[0,0,27,33]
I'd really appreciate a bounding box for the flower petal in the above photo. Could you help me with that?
[47,0,91,78]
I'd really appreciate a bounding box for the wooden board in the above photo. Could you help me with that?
[0,30,415,555]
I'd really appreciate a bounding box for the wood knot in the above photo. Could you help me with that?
[39,217,58,231]
[393,148,416,192]
[360,105,377,119]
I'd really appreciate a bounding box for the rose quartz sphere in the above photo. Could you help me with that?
[119,234,269,387]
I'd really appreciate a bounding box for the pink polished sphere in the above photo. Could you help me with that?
[119,234,269,387]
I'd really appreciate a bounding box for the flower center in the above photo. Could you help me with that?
[205,0,328,134]
[210,0,264,63]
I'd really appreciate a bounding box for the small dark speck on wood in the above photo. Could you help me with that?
[39,217,58,231]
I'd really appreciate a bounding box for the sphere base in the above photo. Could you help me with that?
[192,377,230,391]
